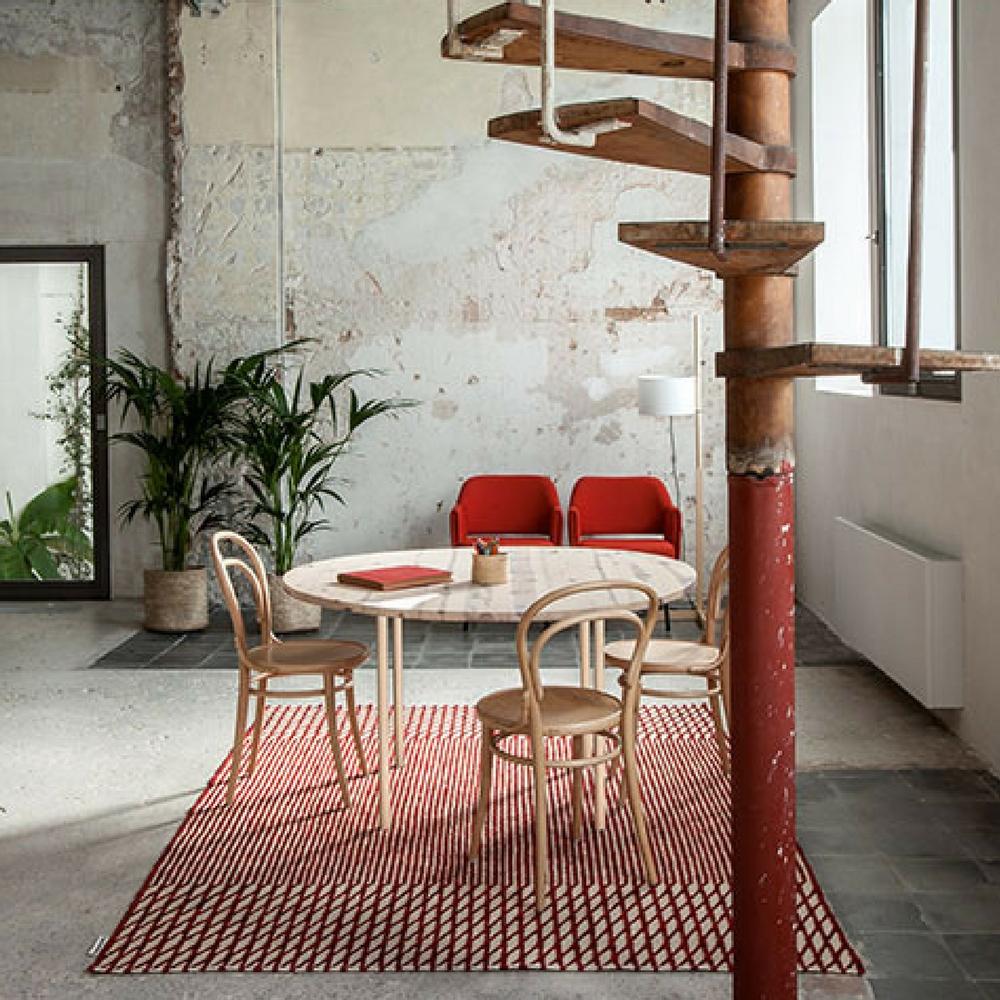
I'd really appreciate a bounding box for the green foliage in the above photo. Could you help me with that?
[104,348,285,572]
[232,360,415,575]
[0,478,92,581]
[33,265,93,579]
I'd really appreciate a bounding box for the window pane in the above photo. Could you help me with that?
[882,0,956,349]
[811,0,873,393]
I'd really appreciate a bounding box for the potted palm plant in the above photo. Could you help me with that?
[104,349,276,632]
[0,477,92,580]
[233,360,412,632]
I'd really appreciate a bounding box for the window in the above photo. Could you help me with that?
[0,246,110,599]
[809,0,959,399]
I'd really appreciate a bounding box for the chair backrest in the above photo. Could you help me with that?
[210,530,274,658]
[455,475,560,536]
[703,545,730,658]
[570,476,674,536]
[514,579,660,722]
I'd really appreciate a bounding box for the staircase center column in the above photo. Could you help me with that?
[725,1,798,999]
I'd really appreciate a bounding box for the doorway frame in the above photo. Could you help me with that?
[0,245,110,600]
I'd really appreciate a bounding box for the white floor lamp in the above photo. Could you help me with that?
[637,316,704,624]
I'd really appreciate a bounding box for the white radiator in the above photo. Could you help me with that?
[832,517,963,708]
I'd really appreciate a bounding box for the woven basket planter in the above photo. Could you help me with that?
[269,572,322,633]
[144,567,209,633]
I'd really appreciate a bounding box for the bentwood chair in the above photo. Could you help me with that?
[469,579,661,910]
[210,531,370,807]
[604,546,730,772]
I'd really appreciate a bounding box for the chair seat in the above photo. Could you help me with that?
[605,638,721,675]
[476,685,622,736]
[576,537,677,558]
[247,638,368,675]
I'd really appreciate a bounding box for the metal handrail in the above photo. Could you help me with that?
[540,0,597,147]
[903,0,930,385]
[709,0,730,259]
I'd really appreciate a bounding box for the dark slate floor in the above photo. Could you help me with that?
[91,601,858,671]
[801,768,1000,999]
[90,602,1000,997]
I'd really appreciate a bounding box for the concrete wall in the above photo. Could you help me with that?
[792,0,1000,768]
[174,0,729,576]
[0,0,167,594]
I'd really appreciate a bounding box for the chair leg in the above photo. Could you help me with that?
[469,725,494,859]
[571,735,584,841]
[247,679,267,777]
[226,669,251,805]
[662,603,672,634]
[531,725,550,911]
[345,676,369,775]
[708,683,730,775]
[621,709,659,885]
[323,673,352,808]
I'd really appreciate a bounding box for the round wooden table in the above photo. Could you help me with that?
[284,546,695,828]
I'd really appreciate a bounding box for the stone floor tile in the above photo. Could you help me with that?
[943,935,1000,979]
[856,932,963,978]
[828,892,928,933]
[890,858,990,892]
[870,980,983,1000]
[917,890,1000,933]
[807,856,907,895]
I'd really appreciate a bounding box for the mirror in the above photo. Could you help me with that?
[0,247,108,598]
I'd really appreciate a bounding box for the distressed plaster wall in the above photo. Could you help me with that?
[0,0,167,595]
[174,0,729,578]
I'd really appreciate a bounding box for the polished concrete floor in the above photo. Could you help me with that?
[0,600,992,999]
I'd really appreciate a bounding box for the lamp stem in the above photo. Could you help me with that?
[693,315,705,623]
[668,416,682,524]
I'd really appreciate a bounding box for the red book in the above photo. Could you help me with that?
[336,565,453,591]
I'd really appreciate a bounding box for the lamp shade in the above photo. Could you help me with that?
[638,374,696,417]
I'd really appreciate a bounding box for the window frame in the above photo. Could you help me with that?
[873,0,962,402]
[0,244,111,601]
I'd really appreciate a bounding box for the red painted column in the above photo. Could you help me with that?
[724,1,798,998]
[730,471,797,999]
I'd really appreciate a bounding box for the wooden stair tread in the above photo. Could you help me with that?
[715,343,1000,379]
[441,2,796,78]
[619,220,824,277]
[488,98,795,175]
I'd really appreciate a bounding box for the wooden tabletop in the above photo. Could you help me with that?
[283,546,695,623]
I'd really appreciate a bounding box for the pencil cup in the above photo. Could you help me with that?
[471,552,509,586]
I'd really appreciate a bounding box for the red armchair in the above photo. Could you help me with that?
[450,475,563,547]
[568,476,682,558]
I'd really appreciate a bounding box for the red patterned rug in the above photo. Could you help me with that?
[90,703,862,975]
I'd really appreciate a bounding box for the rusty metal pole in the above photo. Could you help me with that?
[725,1,798,998]
[709,0,730,259]
[904,0,930,386]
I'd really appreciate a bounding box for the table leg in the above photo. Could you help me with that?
[393,615,405,767]
[377,615,391,830]
[594,617,607,830]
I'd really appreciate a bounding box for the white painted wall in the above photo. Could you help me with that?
[792,0,1000,768]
